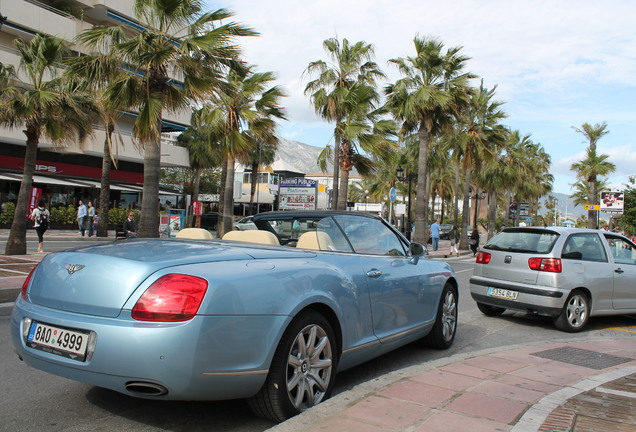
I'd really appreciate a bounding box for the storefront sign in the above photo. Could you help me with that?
[0,155,143,184]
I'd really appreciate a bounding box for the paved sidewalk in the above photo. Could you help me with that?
[269,339,636,432]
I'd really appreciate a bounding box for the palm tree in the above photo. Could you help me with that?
[336,85,397,204]
[571,122,614,229]
[206,65,286,236]
[305,38,386,210]
[240,137,277,215]
[77,1,256,237]
[0,35,95,255]
[65,51,128,237]
[385,37,474,245]
[177,107,223,203]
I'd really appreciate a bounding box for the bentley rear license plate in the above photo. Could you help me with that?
[487,287,519,301]
[27,321,89,361]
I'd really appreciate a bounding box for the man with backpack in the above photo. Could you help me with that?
[30,199,49,253]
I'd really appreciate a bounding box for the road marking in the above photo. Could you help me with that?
[454,269,473,274]
[607,326,636,334]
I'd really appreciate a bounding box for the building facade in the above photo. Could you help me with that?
[0,0,190,211]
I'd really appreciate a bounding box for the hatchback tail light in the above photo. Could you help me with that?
[476,251,491,264]
[21,265,38,300]
[528,257,562,273]
[132,274,208,322]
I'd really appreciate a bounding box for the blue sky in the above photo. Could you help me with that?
[204,0,636,195]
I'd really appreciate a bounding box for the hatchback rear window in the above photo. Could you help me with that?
[484,229,559,254]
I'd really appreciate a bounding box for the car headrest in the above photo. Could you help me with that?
[175,228,214,239]
[222,230,280,245]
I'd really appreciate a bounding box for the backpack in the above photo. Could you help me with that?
[36,209,48,227]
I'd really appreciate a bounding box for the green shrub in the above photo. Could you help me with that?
[109,208,139,225]
[0,202,15,224]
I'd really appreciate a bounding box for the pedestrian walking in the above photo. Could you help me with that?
[469,227,480,256]
[429,219,441,251]
[76,200,87,236]
[87,201,96,237]
[30,199,49,253]
[449,225,460,257]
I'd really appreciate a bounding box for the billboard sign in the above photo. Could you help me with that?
[600,191,624,213]
[279,178,317,210]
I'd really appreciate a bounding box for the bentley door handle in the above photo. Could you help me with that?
[366,270,382,278]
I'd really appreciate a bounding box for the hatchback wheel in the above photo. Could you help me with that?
[248,311,337,422]
[554,290,589,332]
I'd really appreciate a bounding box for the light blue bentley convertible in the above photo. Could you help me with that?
[12,211,458,422]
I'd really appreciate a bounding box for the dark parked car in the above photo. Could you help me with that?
[13,210,458,422]
[470,227,636,332]
[439,224,453,240]
[199,212,219,231]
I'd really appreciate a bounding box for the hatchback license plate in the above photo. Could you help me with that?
[27,321,89,361]
[487,287,519,301]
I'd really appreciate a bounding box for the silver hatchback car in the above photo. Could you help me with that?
[470,227,636,332]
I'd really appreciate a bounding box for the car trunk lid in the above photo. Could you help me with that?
[26,239,300,318]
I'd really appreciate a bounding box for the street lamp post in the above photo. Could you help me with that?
[470,188,487,227]
[397,167,415,241]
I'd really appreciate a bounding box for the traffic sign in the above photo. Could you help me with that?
[584,204,601,211]
[389,187,396,203]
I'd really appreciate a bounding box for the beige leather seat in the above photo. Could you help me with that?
[175,228,214,239]
[222,230,280,245]
[296,231,335,251]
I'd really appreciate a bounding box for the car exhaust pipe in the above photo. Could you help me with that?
[125,381,169,396]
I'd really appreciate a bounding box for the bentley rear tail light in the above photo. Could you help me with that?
[476,251,491,264]
[21,265,38,300]
[132,274,208,322]
[528,257,562,273]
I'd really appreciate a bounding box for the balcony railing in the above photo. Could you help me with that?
[24,0,75,20]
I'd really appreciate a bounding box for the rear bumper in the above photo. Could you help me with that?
[470,276,566,317]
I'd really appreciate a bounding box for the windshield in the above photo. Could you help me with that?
[485,229,559,254]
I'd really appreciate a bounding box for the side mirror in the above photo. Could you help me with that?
[408,242,426,264]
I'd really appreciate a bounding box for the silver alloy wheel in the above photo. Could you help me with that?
[286,323,333,412]
[441,290,457,341]
[565,294,588,328]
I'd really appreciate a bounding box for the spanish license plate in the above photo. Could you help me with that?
[27,321,89,361]
[487,287,519,301]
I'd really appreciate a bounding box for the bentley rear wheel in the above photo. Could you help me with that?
[248,311,337,422]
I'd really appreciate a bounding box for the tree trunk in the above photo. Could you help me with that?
[413,122,430,245]
[453,162,460,225]
[139,132,161,238]
[249,160,258,215]
[459,167,472,250]
[588,177,597,229]
[220,156,235,236]
[5,129,39,255]
[192,166,201,202]
[97,122,114,238]
[487,189,497,240]
[331,122,341,210]
[337,167,350,211]
[218,154,228,237]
